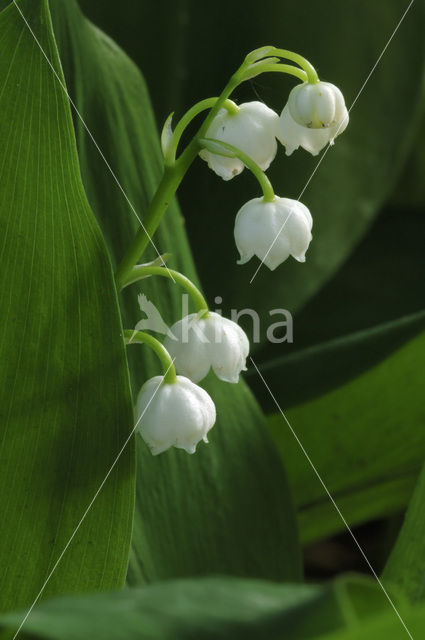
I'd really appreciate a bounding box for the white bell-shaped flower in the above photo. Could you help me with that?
[199,101,279,180]
[136,375,216,455]
[164,312,249,383]
[234,196,312,270]
[277,81,349,156]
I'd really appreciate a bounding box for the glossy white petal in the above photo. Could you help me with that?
[164,312,249,383]
[277,81,349,156]
[205,315,249,383]
[199,101,279,180]
[234,196,313,270]
[164,316,211,383]
[136,375,216,455]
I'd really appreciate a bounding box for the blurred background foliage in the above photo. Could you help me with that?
[1,0,425,637]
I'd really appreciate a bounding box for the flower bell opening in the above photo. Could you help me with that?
[234,196,313,270]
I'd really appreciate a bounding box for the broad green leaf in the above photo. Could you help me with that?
[390,104,425,211]
[79,0,425,335]
[318,607,425,640]
[49,0,302,582]
[0,575,404,640]
[297,474,417,547]
[248,309,425,411]
[383,463,425,603]
[266,330,425,544]
[0,0,134,612]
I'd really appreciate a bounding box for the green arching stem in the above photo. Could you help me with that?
[114,72,240,290]
[199,137,275,202]
[123,330,177,384]
[268,48,319,84]
[114,48,315,289]
[114,163,186,290]
[248,63,307,83]
[166,97,239,165]
[121,265,209,315]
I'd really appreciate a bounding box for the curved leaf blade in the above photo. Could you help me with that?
[249,309,425,411]
[383,463,425,603]
[0,0,134,611]
[0,575,404,640]
[266,331,425,544]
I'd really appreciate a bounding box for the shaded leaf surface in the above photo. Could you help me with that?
[0,0,134,612]
[266,331,425,544]
[291,208,425,351]
[254,206,425,396]
[384,463,425,603]
[249,309,425,411]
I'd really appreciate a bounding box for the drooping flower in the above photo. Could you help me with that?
[164,312,249,383]
[277,81,349,156]
[136,375,216,455]
[234,196,312,270]
[199,101,279,180]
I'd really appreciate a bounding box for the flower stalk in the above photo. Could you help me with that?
[122,265,209,315]
[164,97,239,165]
[123,329,177,384]
[267,47,319,84]
[248,63,307,82]
[199,138,275,202]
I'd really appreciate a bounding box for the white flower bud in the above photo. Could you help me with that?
[234,196,312,270]
[164,312,249,384]
[136,375,216,455]
[277,81,349,156]
[199,101,279,180]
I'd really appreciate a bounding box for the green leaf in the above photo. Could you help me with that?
[49,0,302,582]
[78,0,425,333]
[0,0,134,612]
[297,475,417,548]
[0,575,405,640]
[248,309,425,411]
[317,607,425,640]
[266,330,425,544]
[390,104,425,212]
[255,205,425,382]
[383,463,425,603]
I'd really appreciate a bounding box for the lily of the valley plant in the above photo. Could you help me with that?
[115,45,349,456]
